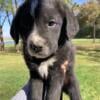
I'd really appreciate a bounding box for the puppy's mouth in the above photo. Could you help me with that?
[32,53,55,64]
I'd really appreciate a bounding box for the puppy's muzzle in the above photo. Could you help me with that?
[29,42,43,53]
[27,33,51,58]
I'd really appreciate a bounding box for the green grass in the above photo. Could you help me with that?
[72,39,100,45]
[0,39,100,100]
[0,53,29,100]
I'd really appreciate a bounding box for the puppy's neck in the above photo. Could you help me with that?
[31,53,55,65]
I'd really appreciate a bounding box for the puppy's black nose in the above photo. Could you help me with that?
[30,43,42,53]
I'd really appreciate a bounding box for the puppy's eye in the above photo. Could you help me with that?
[48,20,57,27]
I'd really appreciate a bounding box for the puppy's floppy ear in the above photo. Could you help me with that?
[62,5,79,39]
[10,2,32,44]
[10,9,20,45]
[10,3,27,45]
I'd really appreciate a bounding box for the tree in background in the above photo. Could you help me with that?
[77,1,100,42]
[0,0,22,25]
[0,0,24,51]
[0,25,4,51]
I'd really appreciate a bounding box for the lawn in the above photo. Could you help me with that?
[0,39,100,100]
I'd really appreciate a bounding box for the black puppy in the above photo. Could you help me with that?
[10,0,81,100]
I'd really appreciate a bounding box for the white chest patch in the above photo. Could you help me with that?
[38,57,56,78]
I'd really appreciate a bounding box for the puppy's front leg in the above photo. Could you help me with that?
[28,71,43,100]
[46,68,64,100]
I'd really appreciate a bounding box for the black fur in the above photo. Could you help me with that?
[10,0,81,100]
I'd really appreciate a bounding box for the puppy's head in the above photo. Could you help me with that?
[10,0,79,59]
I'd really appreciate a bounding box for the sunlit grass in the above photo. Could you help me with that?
[0,53,29,100]
[0,39,100,100]
[73,39,100,45]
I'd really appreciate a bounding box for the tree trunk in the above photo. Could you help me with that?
[14,0,18,10]
[0,26,4,51]
[6,11,11,25]
[93,22,96,43]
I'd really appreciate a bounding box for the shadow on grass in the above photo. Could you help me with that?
[77,46,100,63]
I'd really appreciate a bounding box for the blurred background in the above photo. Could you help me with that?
[0,0,100,100]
